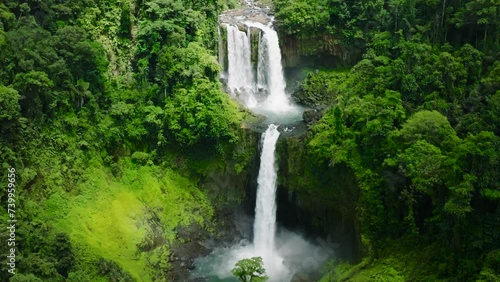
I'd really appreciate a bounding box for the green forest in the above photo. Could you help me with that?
[274,0,499,280]
[0,0,499,281]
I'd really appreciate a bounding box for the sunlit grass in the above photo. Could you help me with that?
[47,159,214,281]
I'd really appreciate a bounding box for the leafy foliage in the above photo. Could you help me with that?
[281,2,500,277]
[274,0,500,61]
[232,257,269,282]
[0,0,250,281]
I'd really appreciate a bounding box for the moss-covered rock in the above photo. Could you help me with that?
[275,131,363,262]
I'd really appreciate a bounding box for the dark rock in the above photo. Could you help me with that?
[279,121,307,138]
[219,7,272,27]
[303,109,320,124]
[198,238,216,250]
[186,261,196,270]
[239,238,250,246]
[276,133,364,263]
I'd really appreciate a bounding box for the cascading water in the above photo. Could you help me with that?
[253,124,280,255]
[191,124,291,282]
[249,22,296,115]
[223,19,301,122]
[225,22,300,274]
[190,4,331,282]
[248,124,291,281]
[225,24,257,108]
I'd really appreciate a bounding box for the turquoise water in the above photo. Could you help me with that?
[190,229,335,282]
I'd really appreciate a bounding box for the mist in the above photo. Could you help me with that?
[191,212,337,282]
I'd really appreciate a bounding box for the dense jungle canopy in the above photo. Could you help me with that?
[0,0,498,281]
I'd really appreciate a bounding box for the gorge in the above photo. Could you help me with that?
[191,3,331,280]
[2,0,498,281]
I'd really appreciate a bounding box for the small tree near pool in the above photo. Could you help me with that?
[231,257,269,282]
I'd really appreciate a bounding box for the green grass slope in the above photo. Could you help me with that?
[35,159,214,281]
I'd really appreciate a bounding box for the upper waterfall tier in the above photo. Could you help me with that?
[218,6,303,124]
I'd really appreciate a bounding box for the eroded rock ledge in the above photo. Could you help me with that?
[218,0,273,29]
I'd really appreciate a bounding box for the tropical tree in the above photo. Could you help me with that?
[232,257,269,282]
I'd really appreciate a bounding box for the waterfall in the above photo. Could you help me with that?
[190,10,313,282]
[225,24,257,108]
[256,29,268,93]
[253,24,294,113]
[254,124,280,254]
[224,21,301,121]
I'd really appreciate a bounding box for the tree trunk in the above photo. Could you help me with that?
[441,0,446,42]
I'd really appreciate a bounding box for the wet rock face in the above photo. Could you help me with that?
[219,8,272,27]
[218,0,273,29]
[302,109,320,125]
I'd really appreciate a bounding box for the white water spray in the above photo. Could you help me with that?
[190,7,332,282]
[223,21,301,122]
[250,124,292,281]
[225,24,257,108]
[249,22,295,114]
[254,124,280,254]
[191,125,292,281]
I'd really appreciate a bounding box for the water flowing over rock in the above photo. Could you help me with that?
[191,125,293,282]
[254,124,280,254]
[218,3,302,123]
[226,24,258,108]
[189,4,333,282]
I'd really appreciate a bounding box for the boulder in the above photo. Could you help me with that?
[303,109,320,124]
